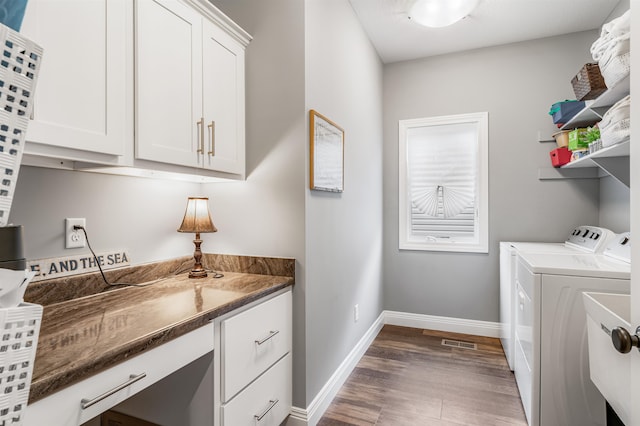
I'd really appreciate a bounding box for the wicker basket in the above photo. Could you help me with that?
[571,63,607,101]
[0,24,43,227]
[0,302,42,426]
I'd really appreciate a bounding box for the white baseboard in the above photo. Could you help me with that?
[285,407,309,426]
[383,310,501,338]
[287,311,500,425]
[287,311,385,426]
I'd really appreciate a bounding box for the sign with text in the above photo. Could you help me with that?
[28,250,130,281]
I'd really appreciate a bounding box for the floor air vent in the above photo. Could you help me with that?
[441,339,477,350]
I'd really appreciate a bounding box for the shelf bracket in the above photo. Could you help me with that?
[537,130,555,144]
[591,156,630,187]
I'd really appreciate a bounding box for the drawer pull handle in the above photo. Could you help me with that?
[255,330,280,345]
[80,373,147,409]
[254,398,279,421]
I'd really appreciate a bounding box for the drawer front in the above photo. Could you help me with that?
[222,353,292,426]
[24,323,214,426]
[222,291,292,401]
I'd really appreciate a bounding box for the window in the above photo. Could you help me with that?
[399,112,488,253]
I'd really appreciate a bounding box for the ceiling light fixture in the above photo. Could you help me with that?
[408,0,479,28]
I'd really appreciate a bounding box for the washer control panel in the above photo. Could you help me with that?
[565,226,616,253]
[603,232,631,263]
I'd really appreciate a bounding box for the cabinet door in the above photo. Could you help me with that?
[21,0,128,156]
[202,21,245,175]
[135,0,203,168]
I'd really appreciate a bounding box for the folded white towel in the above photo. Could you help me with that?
[591,9,630,62]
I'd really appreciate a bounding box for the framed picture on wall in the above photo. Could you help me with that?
[309,110,344,192]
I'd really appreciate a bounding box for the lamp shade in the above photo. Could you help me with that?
[409,0,479,28]
[177,197,217,233]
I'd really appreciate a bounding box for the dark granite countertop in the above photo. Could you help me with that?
[25,254,295,403]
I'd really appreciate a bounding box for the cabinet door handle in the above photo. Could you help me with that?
[255,330,279,345]
[80,373,147,409]
[207,120,215,156]
[197,118,205,154]
[254,399,279,421]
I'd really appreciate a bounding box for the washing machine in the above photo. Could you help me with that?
[514,233,630,426]
[500,226,616,370]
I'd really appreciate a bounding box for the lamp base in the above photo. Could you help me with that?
[187,235,208,279]
[188,268,208,279]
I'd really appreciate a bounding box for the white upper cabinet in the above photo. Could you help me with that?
[202,20,245,174]
[135,0,202,168]
[19,0,249,180]
[135,0,247,176]
[20,0,129,157]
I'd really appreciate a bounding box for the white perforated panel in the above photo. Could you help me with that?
[0,23,42,226]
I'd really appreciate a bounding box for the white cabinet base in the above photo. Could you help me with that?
[222,353,292,426]
[222,291,292,401]
[24,323,214,426]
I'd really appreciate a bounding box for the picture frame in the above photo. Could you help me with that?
[309,110,344,192]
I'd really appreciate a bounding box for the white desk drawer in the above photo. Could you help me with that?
[222,353,291,426]
[24,323,214,426]
[221,291,292,401]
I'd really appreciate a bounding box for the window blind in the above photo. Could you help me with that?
[406,123,478,240]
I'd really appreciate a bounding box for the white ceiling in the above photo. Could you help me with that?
[348,0,624,64]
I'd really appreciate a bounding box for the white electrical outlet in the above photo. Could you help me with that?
[354,304,359,322]
[65,218,86,249]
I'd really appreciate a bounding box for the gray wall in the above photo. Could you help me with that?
[599,177,630,232]
[383,31,603,322]
[210,0,384,409]
[206,0,308,407]
[9,166,199,265]
[304,0,384,405]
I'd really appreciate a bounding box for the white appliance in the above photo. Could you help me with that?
[499,226,616,370]
[514,235,630,426]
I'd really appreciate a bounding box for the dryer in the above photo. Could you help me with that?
[514,235,630,426]
[500,226,616,370]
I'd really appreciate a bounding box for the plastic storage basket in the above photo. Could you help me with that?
[600,95,630,148]
[548,100,585,125]
[0,23,43,227]
[0,302,42,425]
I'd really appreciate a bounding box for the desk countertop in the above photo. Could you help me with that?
[26,254,294,403]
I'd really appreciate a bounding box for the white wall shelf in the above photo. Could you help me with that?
[560,74,630,130]
[561,140,629,168]
[539,140,630,187]
[538,167,601,181]
[539,72,630,187]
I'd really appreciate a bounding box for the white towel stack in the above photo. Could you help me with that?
[590,10,630,89]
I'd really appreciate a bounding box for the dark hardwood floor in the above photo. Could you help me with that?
[318,325,527,426]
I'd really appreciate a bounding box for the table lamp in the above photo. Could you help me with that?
[178,197,217,278]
